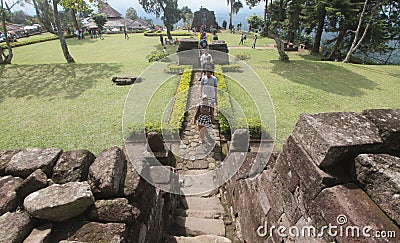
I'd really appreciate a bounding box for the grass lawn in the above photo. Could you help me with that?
[0,32,399,154]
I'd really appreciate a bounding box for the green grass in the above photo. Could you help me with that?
[0,32,399,153]
[217,29,275,47]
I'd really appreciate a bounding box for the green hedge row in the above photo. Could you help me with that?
[144,30,192,37]
[169,68,192,133]
[214,66,235,137]
[165,64,191,74]
[215,66,264,139]
[0,34,74,49]
[221,64,242,73]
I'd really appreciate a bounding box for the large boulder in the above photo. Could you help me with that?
[355,154,400,225]
[0,150,20,176]
[84,198,140,223]
[5,148,62,178]
[362,109,400,155]
[230,129,249,152]
[292,112,382,171]
[51,221,127,243]
[0,211,32,243]
[16,169,48,199]
[52,150,95,184]
[24,181,94,222]
[315,184,400,243]
[88,147,126,199]
[0,175,23,215]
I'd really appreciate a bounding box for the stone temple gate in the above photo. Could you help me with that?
[192,7,218,32]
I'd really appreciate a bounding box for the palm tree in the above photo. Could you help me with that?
[227,0,243,30]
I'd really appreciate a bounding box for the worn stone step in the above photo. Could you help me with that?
[167,235,232,243]
[173,216,225,236]
[181,197,224,212]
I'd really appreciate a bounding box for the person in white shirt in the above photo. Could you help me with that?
[200,70,218,105]
[199,49,213,81]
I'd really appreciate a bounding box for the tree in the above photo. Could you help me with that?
[246,0,289,61]
[139,0,181,40]
[302,0,328,53]
[10,9,33,24]
[227,0,243,30]
[125,7,138,20]
[222,20,227,29]
[52,0,75,63]
[285,0,302,43]
[246,14,264,30]
[92,13,106,30]
[180,6,192,27]
[29,0,55,32]
[1,0,25,64]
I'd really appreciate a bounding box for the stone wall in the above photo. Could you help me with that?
[224,109,400,242]
[0,146,179,243]
[192,7,218,32]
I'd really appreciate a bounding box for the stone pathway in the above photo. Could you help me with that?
[166,71,233,242]
[172,71,222,171]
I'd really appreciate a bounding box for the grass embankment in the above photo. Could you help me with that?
[0,32,399,153]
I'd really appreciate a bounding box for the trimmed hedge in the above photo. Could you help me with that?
[0,34,74,49]
[214,66,235,137]
[169,68,192,132]
[144,30,192,37]
[221,64,242,72]
[165,64,191,74]
[215,65,264,139]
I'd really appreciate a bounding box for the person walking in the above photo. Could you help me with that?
[159,34,164,46]
[252,35,257,49]
[194,95,215,144]
[200,70,218,106]
[124,27,129,39]
[239,34,244,45]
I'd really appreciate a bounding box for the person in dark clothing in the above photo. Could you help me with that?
[160,34,164,46]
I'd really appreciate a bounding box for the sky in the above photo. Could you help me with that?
[16,0,264,26]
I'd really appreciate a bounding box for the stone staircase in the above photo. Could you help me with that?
[165,71,232,242]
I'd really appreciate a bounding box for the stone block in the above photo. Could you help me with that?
[230,129,249,152]
[362,109,400,155]
[52,149,95,184]
[84,198,140,224]
[0,211,32,243]
[147,132,165,152]
[88,147,126,199]
[16,169,48,199]
[24,181,94,222]
[23,223,53,243]
[285,136,341,198]
[0,150,20,176]
[355,154,400,225]
[315,183,400,242]
[292,112,382,171]
[51,221,127,243]
[5,148,62,178]
[0,175,23,215]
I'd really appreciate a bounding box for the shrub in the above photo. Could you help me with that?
[213,36,219,40]
[169,68,192,133]
[221,64,242,72]
[0,34,75,49]
[146,51,170,63]
[214,66,234,136]
[234,53,251,61]
[212,28,218,35]
[165,64,191,74]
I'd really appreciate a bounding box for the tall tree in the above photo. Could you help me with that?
[125,7,138,20]
[227,0,243,30]
[0,0,24,64]
[286,0,302,43]
[180,5,192,28]
[139,0,181,40]
[302,0,327,53]
[246,0,289,61]
[52,0,75,63]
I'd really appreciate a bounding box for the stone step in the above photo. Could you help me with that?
[181,197,224,212]
[167,235,232,243]
[172,216,225,237]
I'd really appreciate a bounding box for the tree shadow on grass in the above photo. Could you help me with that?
[270,60,378,97]
[0,63,122,102]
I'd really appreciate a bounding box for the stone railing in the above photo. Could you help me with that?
[0,146,178,243]
[224,109,400,242]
